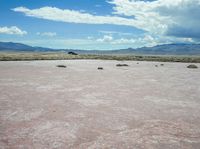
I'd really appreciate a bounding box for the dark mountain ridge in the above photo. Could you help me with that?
[0,41,200,55]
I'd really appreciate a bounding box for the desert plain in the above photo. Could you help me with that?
[0,60,200,149]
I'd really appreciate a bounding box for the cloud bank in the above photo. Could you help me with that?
[0,26,27,35]
[12,7,138,28]
[109,0,200,38]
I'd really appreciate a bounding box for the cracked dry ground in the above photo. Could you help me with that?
[0,60,200,149]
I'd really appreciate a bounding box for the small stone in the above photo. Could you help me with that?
[98,67,103,70]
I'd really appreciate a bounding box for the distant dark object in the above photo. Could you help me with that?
[116,64,129,67]
[187,64,198,69]
[68,51,78,55]
[155,65,158,67]
[160,64,164,66]
[57,65,67,68]
[137,62,139,64]
[98,67,103,70]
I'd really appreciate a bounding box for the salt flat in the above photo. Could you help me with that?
[0,60,200,149]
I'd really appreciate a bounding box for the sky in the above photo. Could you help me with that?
[0,0,200,50]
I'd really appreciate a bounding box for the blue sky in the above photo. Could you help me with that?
[0,0,199,50]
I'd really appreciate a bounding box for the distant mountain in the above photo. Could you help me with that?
[0,42,34,51]
[134,43,200,55]
[0,42,53,52]
[0,41,200,55]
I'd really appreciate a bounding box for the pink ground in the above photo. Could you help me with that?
[0,60,200,149]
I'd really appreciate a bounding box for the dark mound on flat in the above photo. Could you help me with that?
[187,64,198,69]
[116,64,129,67]
[57,65,67,68]
[98,67,103,70]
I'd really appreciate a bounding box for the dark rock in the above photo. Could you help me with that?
[98,67,103,70]
[187,64,198,69]
[116,64,129,67]
[57,65,67,68]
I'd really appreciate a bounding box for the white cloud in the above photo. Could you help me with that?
[87,36,94,40]
[99,30,133,36]
[12,6,139,28]
[97,35,113,42]
[96,34,194,47]
[11,1,200,47]
[0,26,27,35]
[96,34,158,47]
[109,0,200,38]
[36,32,57,37]
[12,2,200,39]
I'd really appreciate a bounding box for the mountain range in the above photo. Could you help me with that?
[0,41,200,55]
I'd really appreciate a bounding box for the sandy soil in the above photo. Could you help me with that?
[0,60,200,149]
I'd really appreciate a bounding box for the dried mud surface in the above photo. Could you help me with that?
[0,60,200,149]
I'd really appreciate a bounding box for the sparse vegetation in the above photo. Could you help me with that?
[0,52,200,63]
[116,64,129,67]
[187,64,198,69]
